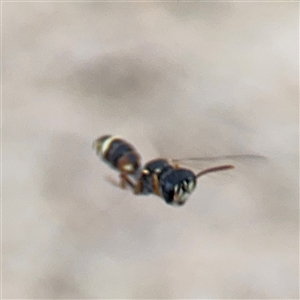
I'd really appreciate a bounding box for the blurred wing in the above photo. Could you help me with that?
[171,154,267,170]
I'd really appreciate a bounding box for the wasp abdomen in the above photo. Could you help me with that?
[93,135,141,174]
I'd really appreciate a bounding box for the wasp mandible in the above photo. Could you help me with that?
[93,135,236,206]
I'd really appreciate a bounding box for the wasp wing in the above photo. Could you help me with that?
[171,154,267,170]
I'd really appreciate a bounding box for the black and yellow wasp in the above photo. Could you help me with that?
[93,135,262,206]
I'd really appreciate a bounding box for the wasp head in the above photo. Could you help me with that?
[160,169,197,206]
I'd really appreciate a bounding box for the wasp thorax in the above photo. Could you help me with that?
[143,159,171,176]
[138,159,173,195]
[93,135,141,174]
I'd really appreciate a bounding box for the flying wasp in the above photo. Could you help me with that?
[93,135,238,206]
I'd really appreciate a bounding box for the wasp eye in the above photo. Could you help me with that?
[161,182,175,204]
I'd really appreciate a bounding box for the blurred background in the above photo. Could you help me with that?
[3,2,299,299]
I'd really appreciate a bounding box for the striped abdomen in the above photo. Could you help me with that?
[93,135,141,174]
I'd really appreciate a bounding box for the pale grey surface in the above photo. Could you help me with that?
[3,2,299,299]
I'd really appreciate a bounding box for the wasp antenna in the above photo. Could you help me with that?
[196,165,235,178]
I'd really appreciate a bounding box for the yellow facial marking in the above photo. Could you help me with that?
[188,181,195,192]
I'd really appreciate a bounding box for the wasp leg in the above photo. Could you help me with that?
[133,179,143,195]
[119,173,139,191]
[105,175,121,188]
[105,173,135,190]
[121,174,143,195]
[120,173,127,189]
[106,173,143,195]
[152,174,161,196]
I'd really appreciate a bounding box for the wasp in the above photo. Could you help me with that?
[93,135,236,206]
